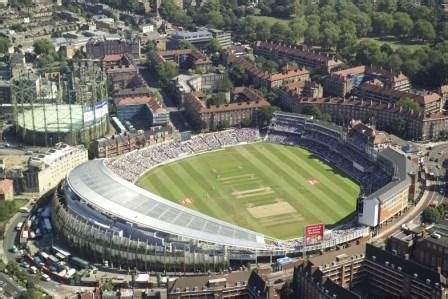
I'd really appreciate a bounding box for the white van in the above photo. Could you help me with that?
[29,266,38,274]
[41,274,50,281]
[16,222,23,231]
[19,206,30,213]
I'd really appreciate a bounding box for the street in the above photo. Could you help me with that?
[0,272,26,297]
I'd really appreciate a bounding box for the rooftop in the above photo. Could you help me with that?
[168,271,251,293]
[364,147,414,203]
[67,160,266,249]
[115,96,164,113]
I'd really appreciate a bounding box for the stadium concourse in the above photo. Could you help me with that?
[52,116,412,271]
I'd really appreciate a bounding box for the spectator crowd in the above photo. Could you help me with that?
[106,129,259,182]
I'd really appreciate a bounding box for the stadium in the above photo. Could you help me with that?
[51,112,414,272]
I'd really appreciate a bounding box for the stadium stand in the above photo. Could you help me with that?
[54,123,411,271]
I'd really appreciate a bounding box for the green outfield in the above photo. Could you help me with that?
[136,143,359,239]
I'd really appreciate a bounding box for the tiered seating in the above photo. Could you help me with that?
[105,129,260,182]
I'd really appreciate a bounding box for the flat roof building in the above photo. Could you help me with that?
[24,143,88,195]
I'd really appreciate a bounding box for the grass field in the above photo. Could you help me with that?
[246,15,292,26]
[360,36,426,51]
[137,143,359,239]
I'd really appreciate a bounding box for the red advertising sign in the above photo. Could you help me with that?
[305,224,325,244]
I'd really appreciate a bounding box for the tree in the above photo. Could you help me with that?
[207,92,227,105]
[270,22,292,43]
[6,261,20,276]
[321,22,340,49]
[159,0,192,27]
[102,279,114,291]
[213,75,233,92]
[422,206,442,224]
[439,22,448,40]
[304,24,321,46]
[351,12,371,37]
[33,38,55,56]
[355,40,387,66]
[376,0,397,12]
[289,17,307,42]
[0,36,10,54]
[256,21,272,41]
[372,12,394,36]
[393,12,413,37]
[259,106,280,125]
[302,104,322,119]
[207,38,221,53]
[414,19,436,41]
[156,62,179,87]
[229,64,249,86]
[397,97,422,113]
[178,40,194,50]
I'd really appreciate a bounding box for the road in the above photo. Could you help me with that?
[2,212,27,263]
[0,272,26,297]
[373,143,447,240]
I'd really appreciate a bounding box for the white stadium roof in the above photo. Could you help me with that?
[67,159,266,249]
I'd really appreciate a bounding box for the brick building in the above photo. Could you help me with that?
[153,49,212,72]
[183,87,271,130]
[278,89,448,141]
[323,65,411,97]
[103,54,139,92]
[86,37,141,59]
[295,243,448,298]
[225,54,310,89]
[253,40,343,73]
[353,83,442,114]
[90,126,173,158]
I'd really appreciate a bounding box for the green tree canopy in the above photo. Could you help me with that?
[414,19,436,41]
[397,97,422,113]
[178,40,194,49]
[33,38,55,56]
[207,92,228,105]
[0,36,10,54]
[213,75,233,92]
[207,38,221,53]
[372,12,394,36]
[302,104,322,119]
[259,106,281,125]
[393,12,413,37]
[422,206,442,224]
[155,62,179,87]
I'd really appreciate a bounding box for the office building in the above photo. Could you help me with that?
[24,143,88,195]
